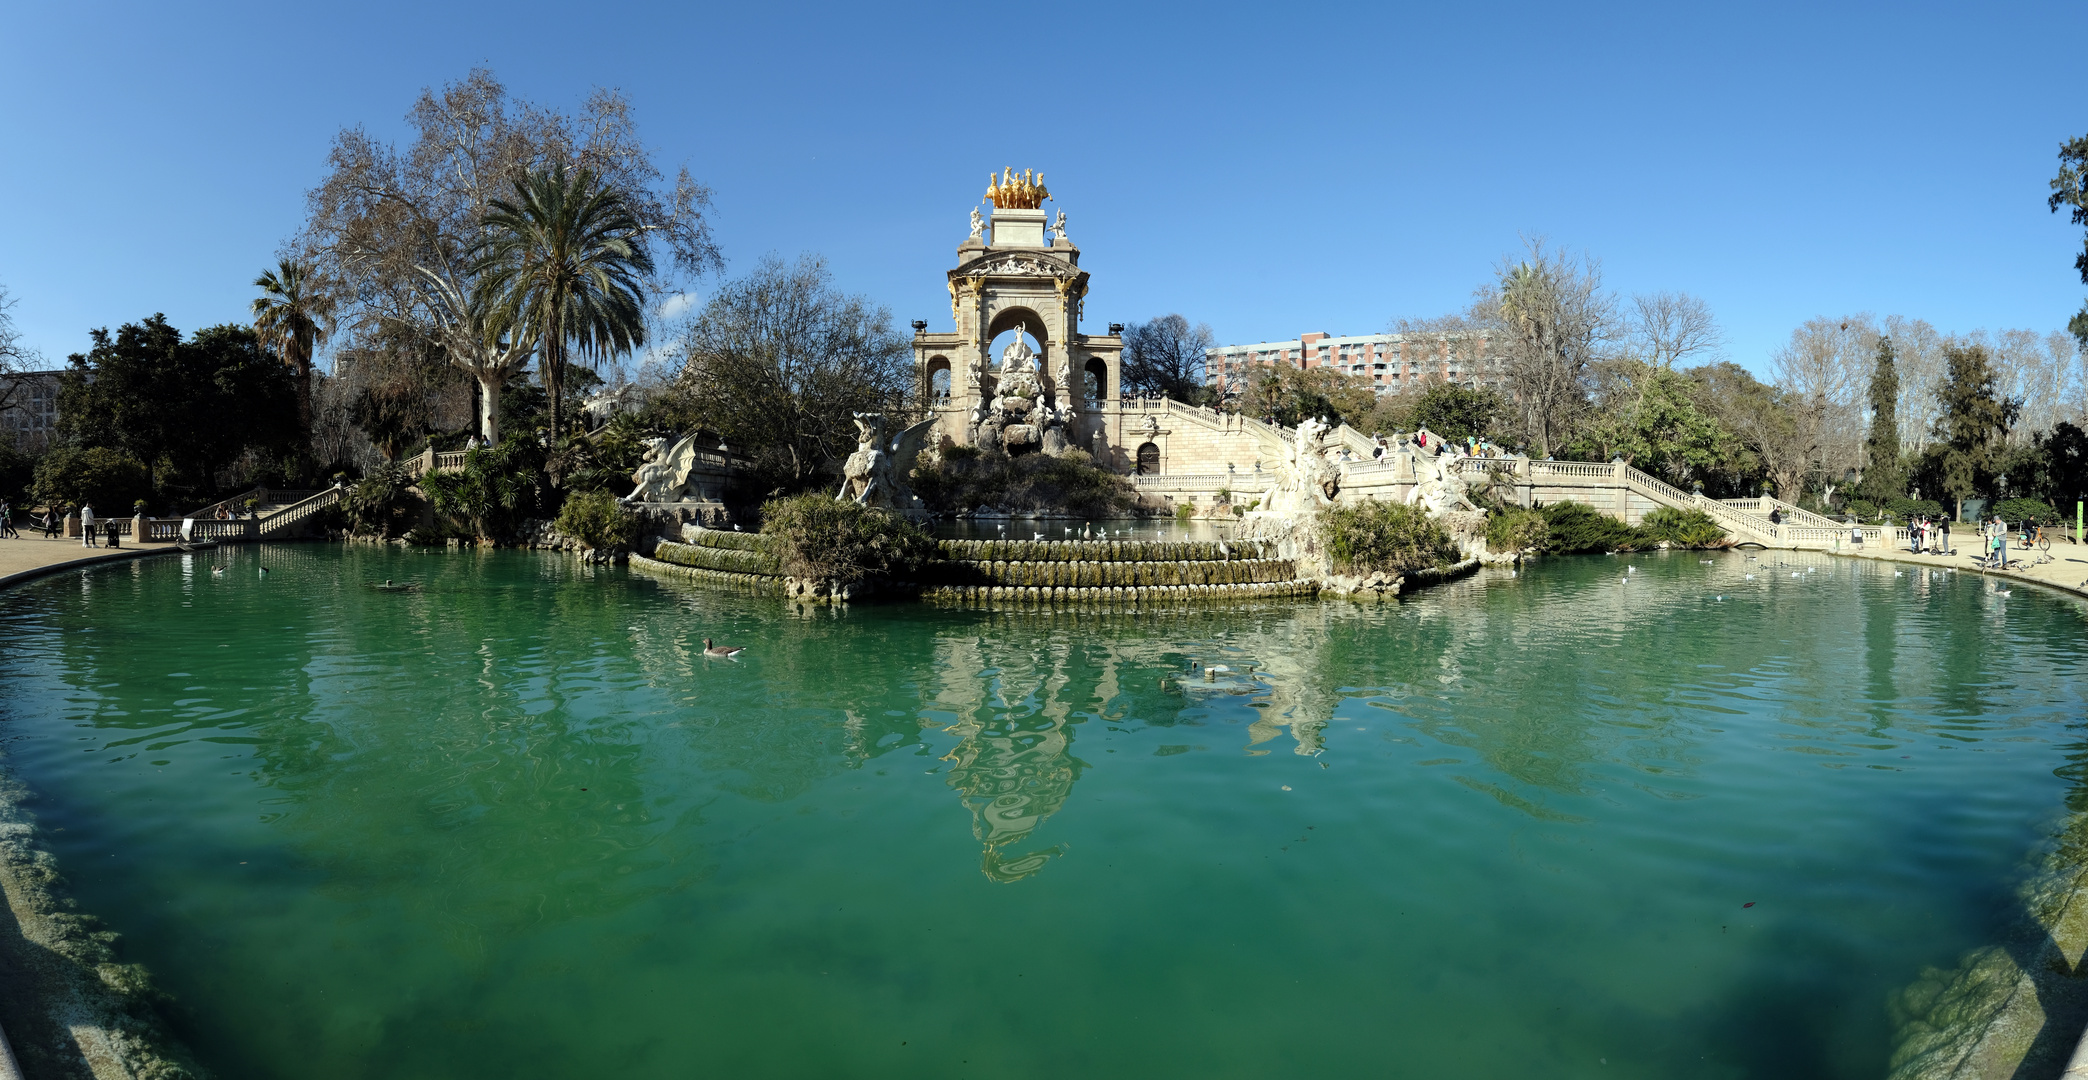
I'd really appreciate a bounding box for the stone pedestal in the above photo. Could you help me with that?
[990,208,1045,247]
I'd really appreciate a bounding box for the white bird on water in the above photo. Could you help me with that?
[1745,574,1756,580]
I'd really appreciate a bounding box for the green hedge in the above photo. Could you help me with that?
[1320,501,1461,575]
[1640,507,1729,548]
[1540,502,1643,553]
[1993,497,2058,524]
[759,494,937,584]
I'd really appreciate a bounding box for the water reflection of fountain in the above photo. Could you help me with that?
[929,634,1090,882]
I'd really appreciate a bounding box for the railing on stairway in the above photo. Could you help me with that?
[183,487,324,519]
[256,487,345,538]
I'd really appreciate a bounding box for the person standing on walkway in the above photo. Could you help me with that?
[1939,516,1951,555]
[80,503,96,548]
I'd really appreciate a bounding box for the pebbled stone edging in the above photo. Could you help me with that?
[0,549,212,1079]
[920,579,1319,604]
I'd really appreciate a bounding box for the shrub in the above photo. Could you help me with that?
[554,490,638,550]
[1485,507,1550,554]
[1993,497,2058,524]
[1844,498,1878,522]
[420,437,545,541]
[1540,501,1642,553]
[1884,497,1943,521]
[1175,502,1194,521]
[344,461,419,536]
[1320,501,1461,575]
[1641,507,1729,548]
[759,494,936,585]
[911,448,1138,518]
[31,446,153,513]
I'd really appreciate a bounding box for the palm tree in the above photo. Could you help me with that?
[470,166,653,440]
[251,259,334,432]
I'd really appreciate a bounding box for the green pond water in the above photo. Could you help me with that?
[1,546,2085,1078]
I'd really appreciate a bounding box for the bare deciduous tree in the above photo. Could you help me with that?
[0,283,37,421]
[1120,315,1215,402]
[1767,315,1874,502]
[666,255,913,487]
[1484,239,1617,456]
[1627,291,1724,369]
[1883,315,1945,455]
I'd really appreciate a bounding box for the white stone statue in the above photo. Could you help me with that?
[624,434,708,504]
[969,208,984,240]
[838,412,939,511]
[1241,416,1341,516]
[1050,211,1068,241]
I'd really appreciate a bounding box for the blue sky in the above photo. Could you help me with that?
[2,1,2083,375]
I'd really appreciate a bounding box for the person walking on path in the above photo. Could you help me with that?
[79,504,96,548]
[0,500,16,540]
[38,510,55,539]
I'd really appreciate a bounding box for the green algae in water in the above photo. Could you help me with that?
[0,546,2085,1079]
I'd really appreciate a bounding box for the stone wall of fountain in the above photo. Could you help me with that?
[919,538,1316,604]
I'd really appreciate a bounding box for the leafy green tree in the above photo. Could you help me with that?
[55,315,304,500]
[1934,342,2020,517]
[471,166,653,440]
[2048,133,2088,349]
[1855,336,1903,503]
[1243,365,1378,430]
[2004,420,2088,515]
[1409,382,1503,442]
[29,446,151,513]
[250,258,333,431]
[1575,364,1730,484]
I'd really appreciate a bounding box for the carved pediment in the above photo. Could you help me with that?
[960,253,1073,279]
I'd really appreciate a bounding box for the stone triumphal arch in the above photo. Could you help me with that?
[912,169,1127,467]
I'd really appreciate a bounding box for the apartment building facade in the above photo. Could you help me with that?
[0,369,62,453]
[1204,330,1509,397]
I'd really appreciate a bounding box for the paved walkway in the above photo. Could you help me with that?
[0,535,176,590]
[1824,533,2088,600]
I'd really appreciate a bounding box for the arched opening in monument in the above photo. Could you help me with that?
[986,327,1046,372]
[1136,441,1160,474]
[1084,358,1108,405]
[925,358,951,402]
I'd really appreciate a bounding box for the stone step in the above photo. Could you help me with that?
[651,540,782,576]
[927,557,1299,589]
[921,580,1320,604]
[936,538,1273,564]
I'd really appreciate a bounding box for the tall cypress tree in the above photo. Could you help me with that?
[1935,342,2020,518]
[1857,336,1902,502]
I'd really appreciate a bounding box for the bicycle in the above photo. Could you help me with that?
[2025,527,2056,566]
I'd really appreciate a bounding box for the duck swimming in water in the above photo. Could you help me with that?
[702,638,744,658]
